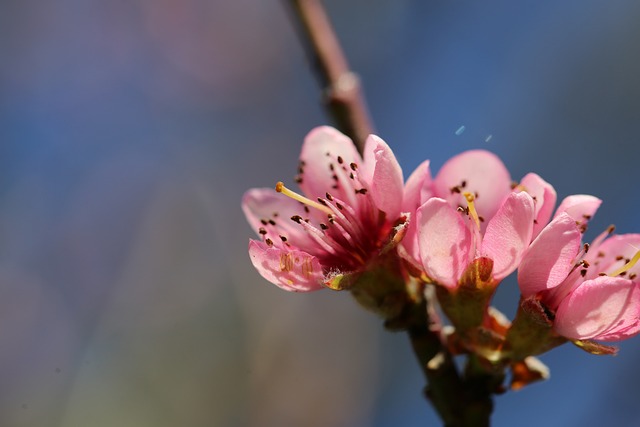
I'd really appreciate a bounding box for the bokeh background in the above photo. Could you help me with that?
[1,1,640,426]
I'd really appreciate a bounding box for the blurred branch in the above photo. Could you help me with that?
[287,0,374,154]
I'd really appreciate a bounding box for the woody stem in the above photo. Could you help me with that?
[286,0,374,155]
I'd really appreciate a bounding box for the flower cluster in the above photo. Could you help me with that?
[242,127,640,362]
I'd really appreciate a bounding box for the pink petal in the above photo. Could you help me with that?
[242,188,318,250]
[417,198,473,288]
[361,134,404,219]
[402,159,433,212]
[433,150,512,232]
[519,173,557,239]
[554,194,602,226]
[298,126,362,202]
[481,192,535,281]
[554,276,640,341]
[585,233,640,279]
[398,216,421,271]
[517,214,582,298]
[399,159,433,267]
[248,240,324,292]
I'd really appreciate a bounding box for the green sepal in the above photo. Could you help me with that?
[504,297,567,361]
[436,257,496,336]
[324,271,359,291]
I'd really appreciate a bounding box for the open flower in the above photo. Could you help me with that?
[242,126,404,292]
[518,198,640,342]
[401,150,536,288]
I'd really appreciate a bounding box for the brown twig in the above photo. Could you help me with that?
[287,0,374,154]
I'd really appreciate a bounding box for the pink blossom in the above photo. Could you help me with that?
[401,150,535,288]
[518,198,640,342]
[242,126,404,292]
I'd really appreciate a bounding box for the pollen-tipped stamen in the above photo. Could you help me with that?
[276,181,333,215]
[608,249,640,278]
[463,192,481,229]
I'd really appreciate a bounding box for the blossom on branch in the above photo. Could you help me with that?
[242,126,405,292]
[518,198,640,342]
[401,150,539,288]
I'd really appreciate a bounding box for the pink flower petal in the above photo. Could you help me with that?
[403,159,433,212]
[519,173,557,239]
[361,134,404,219]
[399,159,433,267]
[433,150,512,232]
[298,126,362,203]
[585,233,640,279]
[554,276,640,341]
[248,240,324,292]
[417,198,473,288]
[554,194,602,226]
[242,188,318,250]
[482,192,535,281]
[517,213,582,298]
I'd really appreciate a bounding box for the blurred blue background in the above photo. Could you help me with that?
[1,1,639,426]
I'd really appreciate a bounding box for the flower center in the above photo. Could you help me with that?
[272,180,380,272]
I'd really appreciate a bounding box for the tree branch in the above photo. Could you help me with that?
[287,0,374,154]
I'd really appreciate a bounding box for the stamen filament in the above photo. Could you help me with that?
[276,182,332,215]
[463,192,481,229]
[608,249,640,278]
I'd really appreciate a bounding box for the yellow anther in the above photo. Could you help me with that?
[463,192,481,229]
[276,181,333,215]
[608,249,640,278]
